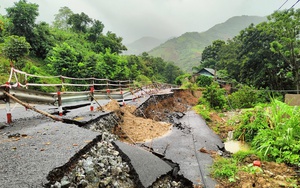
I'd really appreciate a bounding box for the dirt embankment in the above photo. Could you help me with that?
[103,89,199,144]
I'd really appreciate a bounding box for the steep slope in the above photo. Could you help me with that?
[149,15,267,72]
[123,37,166,55]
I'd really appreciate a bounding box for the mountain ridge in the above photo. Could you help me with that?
[148,15,267,72]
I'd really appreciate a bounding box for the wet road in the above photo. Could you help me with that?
[144,110,224,188]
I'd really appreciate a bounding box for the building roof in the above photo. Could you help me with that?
[202,68,216,75]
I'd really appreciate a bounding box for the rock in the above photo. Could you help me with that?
[60,176,71,188]
[78,180,88,188]
[83,157,94,173]
[112,150,119,156]
[171,181,179,187]
[51,182,61,188]
[7,133,21,138]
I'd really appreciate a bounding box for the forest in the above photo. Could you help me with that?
[193,8,300,93]
[0,0,182,89]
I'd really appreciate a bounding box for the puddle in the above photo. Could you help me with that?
[224,140,249,153]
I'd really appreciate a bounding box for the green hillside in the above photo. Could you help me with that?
[149,15,267,72]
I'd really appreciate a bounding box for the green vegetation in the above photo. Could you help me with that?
[196,75,213,87]
[149,16,267,72]
[0,1,183,90]
[211,156,239,181]
[200,82,227,111]
[230,99,300,165]
[193,104,211,121]
[197,9,300,92]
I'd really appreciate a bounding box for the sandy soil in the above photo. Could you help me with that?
[102,89,198,144]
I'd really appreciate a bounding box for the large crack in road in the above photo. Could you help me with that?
[0,89,223,188]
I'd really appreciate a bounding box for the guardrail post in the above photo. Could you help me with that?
[57,91,63,116]
[5,82,12,124]
[90,86,94,111]
[25,74,28,89]
[119,81,125,106]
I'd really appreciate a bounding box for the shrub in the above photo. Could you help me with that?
[202,82,227,111]
[233,106,269,142]
[228,85,259,109]
[196,75,213,87]
[175,73,191,85]
[180,81,199,91]
[233,99,300,165]
[251,100,300,165]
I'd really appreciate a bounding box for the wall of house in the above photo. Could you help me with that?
[285,94,300,106]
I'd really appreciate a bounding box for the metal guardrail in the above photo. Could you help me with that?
[0,87,135,104]
[0,80,178,123]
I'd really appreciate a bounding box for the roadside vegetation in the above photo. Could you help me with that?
[1,1,299,187]
[184,81,300,187]
[182,8,300,187]
[0,1,182,91]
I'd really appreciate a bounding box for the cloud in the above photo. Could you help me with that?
[1,0,299,43]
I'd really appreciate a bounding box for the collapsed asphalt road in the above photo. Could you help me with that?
[0,89,223,188]
[143,110,224,187]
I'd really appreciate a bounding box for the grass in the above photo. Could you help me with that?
[211,156,238,181]
[193,104,211,121]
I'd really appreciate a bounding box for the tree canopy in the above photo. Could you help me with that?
[195,8,300,92]
[0,0,182,85]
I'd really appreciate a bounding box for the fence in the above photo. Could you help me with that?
[1,67,155,123]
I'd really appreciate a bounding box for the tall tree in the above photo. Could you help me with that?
[269,9,300,93]
[67,12,92,33]
[87,19,104,43]
[46,42,79,77]
[195,40,226,72]
[52,6,73,30]
[6,0,39,39]
[30,22,54,59]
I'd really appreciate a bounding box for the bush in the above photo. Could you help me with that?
[196,75,213,87]
[251,100,300,165]
[233,106,269,142]
[202,82,227,111]
[175,73,191,85]
[135,74,152,87]
[228,85,259,109]
[180,81,199,91]
[233,99,300,165]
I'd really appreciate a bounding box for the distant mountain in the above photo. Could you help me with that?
[123,37,167,55]
[148,15,267,72]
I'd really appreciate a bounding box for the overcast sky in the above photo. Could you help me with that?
[1,0,299,43]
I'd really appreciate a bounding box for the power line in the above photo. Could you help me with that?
[278,0,289,10]
[288,0,300,10]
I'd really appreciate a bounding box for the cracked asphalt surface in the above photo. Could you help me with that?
[0,118,100,188]
[0,90,223,188]
[144,110,224,187]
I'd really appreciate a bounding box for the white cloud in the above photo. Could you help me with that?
[1,0,299,43]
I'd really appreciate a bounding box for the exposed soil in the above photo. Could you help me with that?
[208,111,235,140]
[100,90,299,188]
[143,89,198,121]
[103,89,199,144]
[215,161,298,188]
